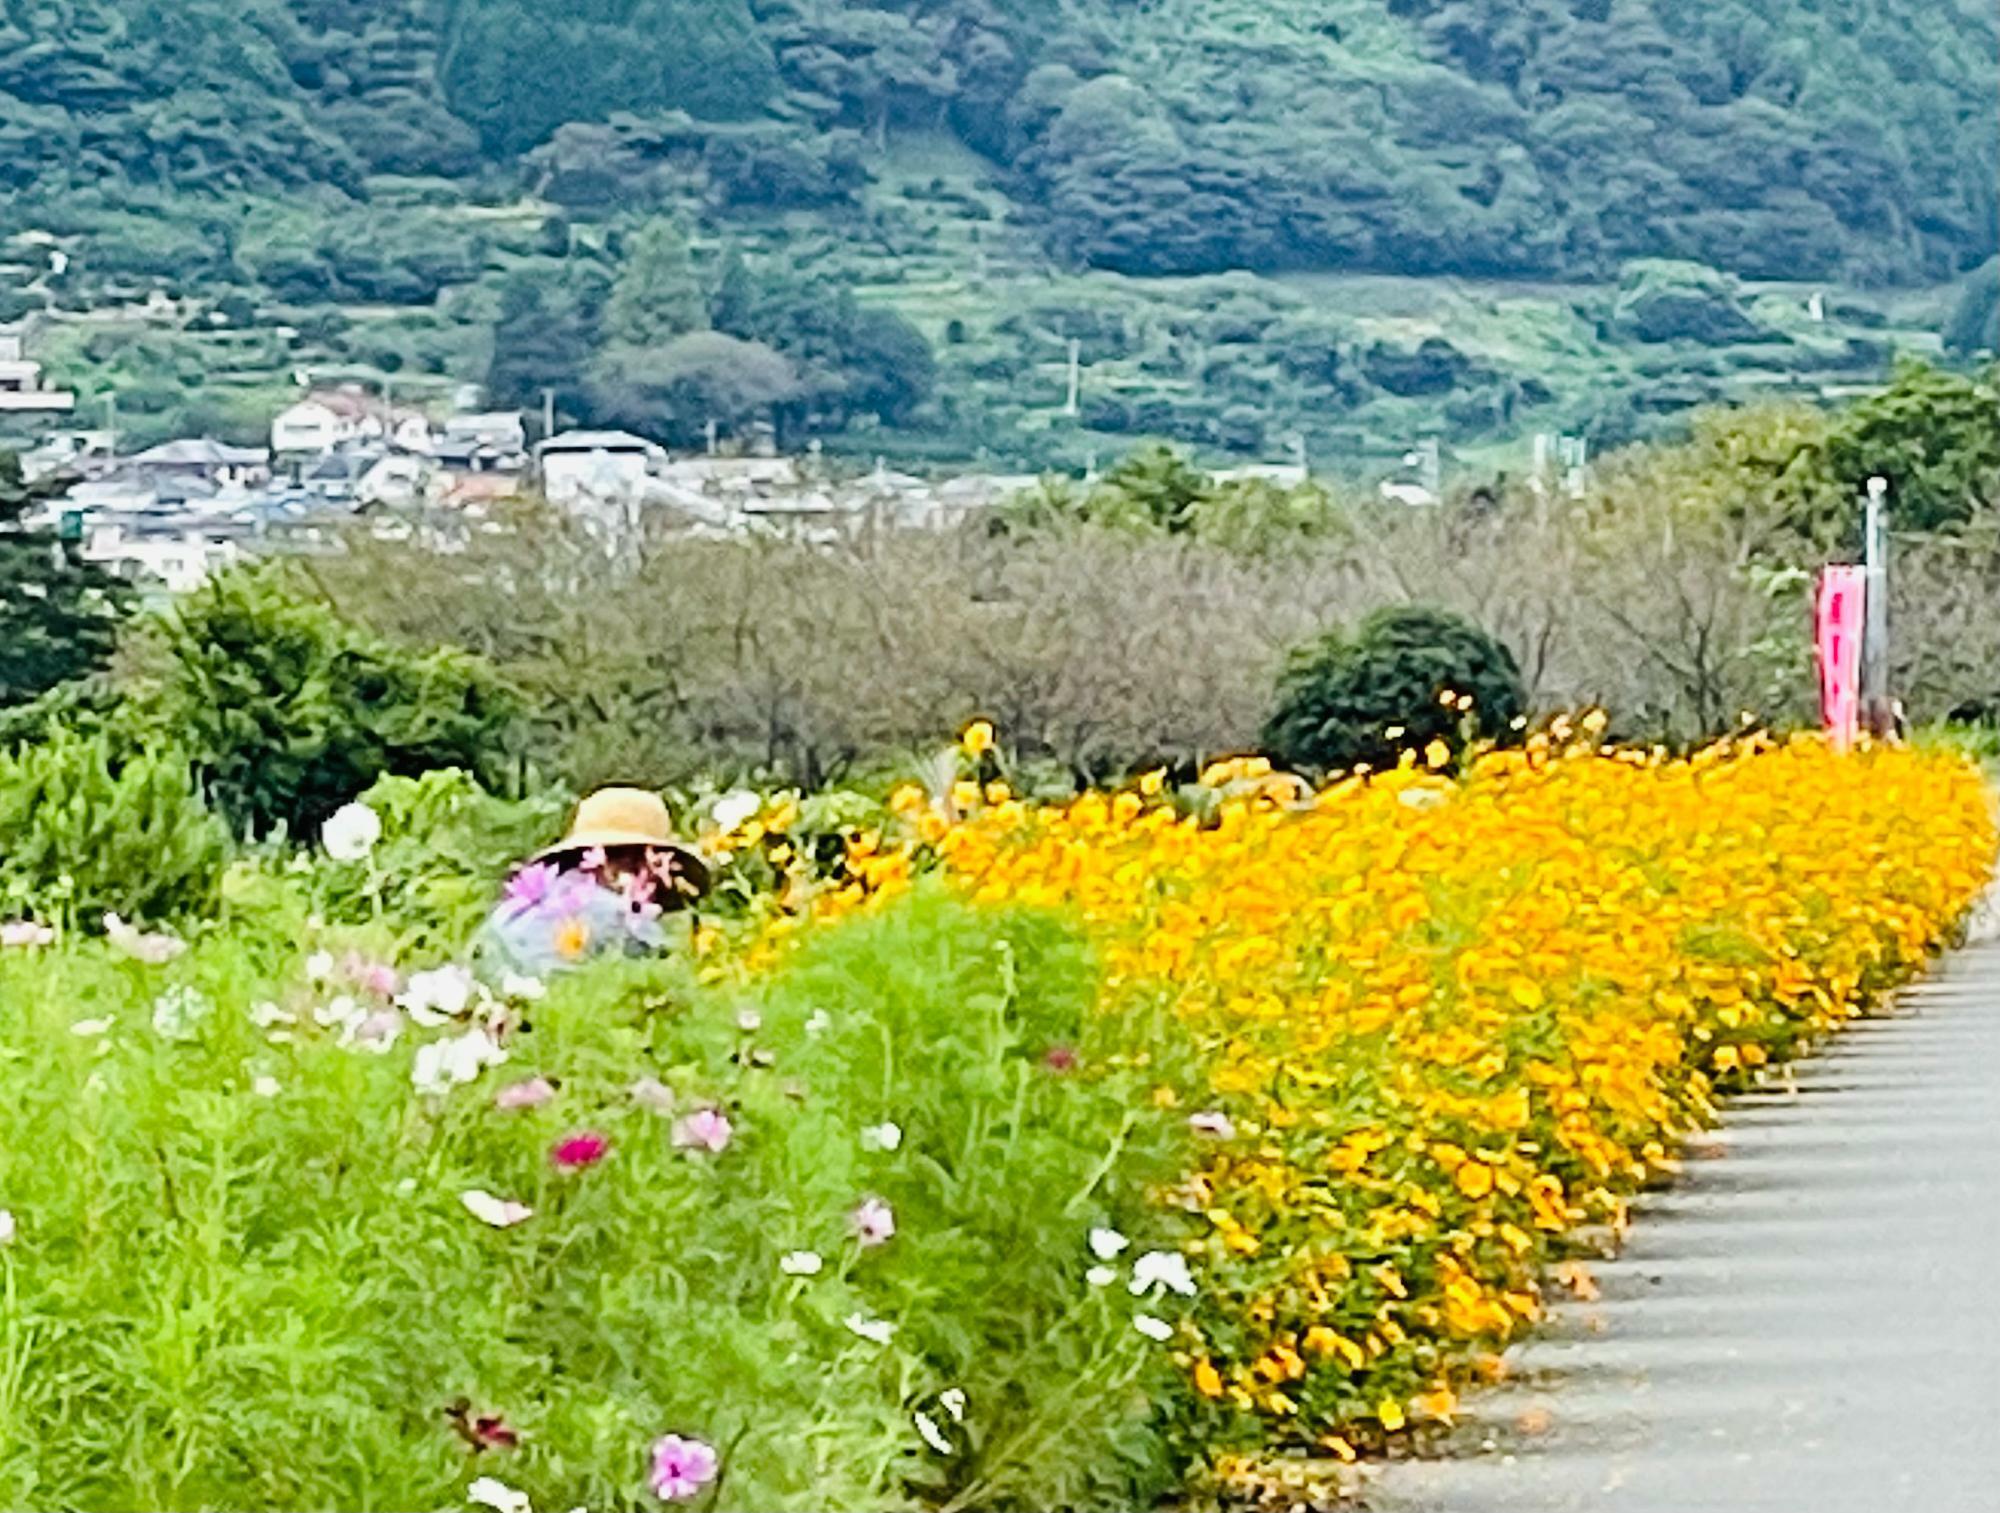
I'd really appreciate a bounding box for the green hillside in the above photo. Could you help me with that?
[2,0,1995,472]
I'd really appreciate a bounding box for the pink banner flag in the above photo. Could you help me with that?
[1816,566,1866,752]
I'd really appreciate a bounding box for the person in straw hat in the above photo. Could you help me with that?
[478,788,711,975]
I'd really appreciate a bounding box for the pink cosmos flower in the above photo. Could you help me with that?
[1043,1045,1077,1073]
[671,1108,733,1154]
[347,955,402,999]
[495,1077,557,1111]
[504,862,560,910]
[649,1434,719,1502]
[350,1009,403,1053]
[851,1195,896,1247]
[550,1130,610,1169]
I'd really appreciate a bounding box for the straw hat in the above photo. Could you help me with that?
[536,788,711,894]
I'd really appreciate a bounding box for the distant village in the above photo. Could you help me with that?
[8,330,1065,593]
[3,322,1501,598]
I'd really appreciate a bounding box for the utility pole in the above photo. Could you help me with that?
[1063,339,1081,418]
[1861,475,1892,738]
[541,388,557,443]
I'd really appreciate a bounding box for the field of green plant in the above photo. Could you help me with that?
[1,717,1990,1512]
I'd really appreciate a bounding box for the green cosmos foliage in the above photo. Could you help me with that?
[0,886,1197,1511]
[304,769,570,953]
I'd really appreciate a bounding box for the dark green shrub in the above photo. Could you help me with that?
[153,574,521,840]
[1610,259,1764,345]
[1943,259,1999,357]
[0,728,229,925]
[1264,606,1526,776]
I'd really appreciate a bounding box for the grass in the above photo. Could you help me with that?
[0,886,1199,1512]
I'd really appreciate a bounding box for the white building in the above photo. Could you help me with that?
[272,389,434,456]
[271,398,356,456]
[537,429,666,511]
[129,438,271,487]
[0,332,74,414]
[80,516,245,594]
[444,411,527,455]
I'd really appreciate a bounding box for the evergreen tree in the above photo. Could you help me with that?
[603,220,708,350]
[485,264,602,418]
[710,244,756,336]
[0,453,132,710]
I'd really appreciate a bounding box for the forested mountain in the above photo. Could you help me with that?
[3,0,1995,468]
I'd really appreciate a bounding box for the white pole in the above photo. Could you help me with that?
[1862,476,1890,736]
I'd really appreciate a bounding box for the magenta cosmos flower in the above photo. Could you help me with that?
[504,862,561,910]
[550,1130,611,1169]
[851,1195,896,1247]
[649,1433,719,1502]
[671,1108,733,1154]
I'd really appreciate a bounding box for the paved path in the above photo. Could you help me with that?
[1361,923,2000,1513]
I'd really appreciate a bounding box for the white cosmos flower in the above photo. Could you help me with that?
[804,1009,832,1036]
[843,1311,896,1345]
[1133,1313,1174,1343]
[467,1475,533,1513]
[321,802,383,862]
[500,972,546,1003]
[414,1027,508,1096]
[711,789,761,832]
[736,1008,763,1033]
[1129,1250,1197,1298]
[630,1076,676,1113]
[939,1387,966,1423]
[305,950,335,983]
[1089,1226,1129,1260]
[779,1250,824,1276]
[400,966,476,1026]
[252,1076,281,1098]
[861,1121,903,1153]
[349,1010,403,1053]
[913,1411,953,1456]
[0,1209,15,1245]
[1085,1265,1118,1288]
[460,1189,533,1229]
[1188,1110,1237,1139]
[70,1017,113,1038]
[249,1000,296,1029]
[314,995,365,1032]
[0,921,53,948]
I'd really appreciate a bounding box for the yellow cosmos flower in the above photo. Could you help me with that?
[554,917,590,961]
[754,733,1994,1457]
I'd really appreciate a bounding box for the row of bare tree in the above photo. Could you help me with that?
[300,464,2000,789]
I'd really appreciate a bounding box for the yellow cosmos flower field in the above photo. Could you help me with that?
[812,731,1994,1463]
